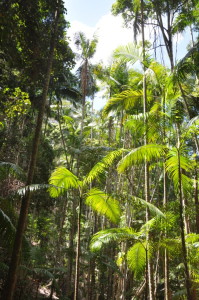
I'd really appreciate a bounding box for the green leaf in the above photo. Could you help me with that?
[127,242,146,278]
[103,89,142,116]
[113,43,142,65]
[84,148,128,185]
[85,188,121,224]
[0,208,16,245]
[0,161,25,179]
[90,227,138,252]
[49,166,81,197]
[17,184,51,195]
[131,196,165,218]
[166,148,193,194]
[118,144,165,172]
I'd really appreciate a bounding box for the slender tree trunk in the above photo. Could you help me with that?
[141,0,154,298]
[66,196,76,298]
[176,130,192,299]
[194,169,199,233]
[162,93,170,300]
[57,103,70,168]
[74,196,82,300]
[81,60,88,136]
[163,162,170,300]
[3,3,61,300]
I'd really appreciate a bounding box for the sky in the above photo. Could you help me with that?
[63,0,193,109]
[64,0,135,109]
[64,0,134,66]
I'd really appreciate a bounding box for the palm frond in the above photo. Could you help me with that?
[0,208,16,246]
[103,89,142,116]
[85,188,121,224]
[84,148,128,185]
[113,43,142,65]
[118,144,165,172]
[49,167,81,197]
[159,238,181,255]
[172,289,186,299]
[131,196,165,218]
[17,184,51,195]
[140,217,157,234]
[166,149,193,194]
[127,242,146,279]
[90,227,138,252]
[0,161,25,179]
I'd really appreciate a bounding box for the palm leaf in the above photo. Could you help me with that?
[0,208,16,246]
[103,89,142,116]
[131,196,165,218]
[49,166,81,197]
[84,148,128,185]
[159,238,181,255]
[113,43,142,65]
[17,184,52,195]
[85,188,121,224]
[127,242,146,279]
[118,144,165,172]
[90,227,138,252]
[166,148,193,194]
[0,161,25,179]
[0,204,30,255]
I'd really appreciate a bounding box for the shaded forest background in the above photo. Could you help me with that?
[0,0,199,299]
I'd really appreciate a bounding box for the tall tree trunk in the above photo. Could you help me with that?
[162,93,170,300]
[74,196,82,300]
[154,2,174,71]
[81,59,88,136]
[194,169,199,233]
[141,0,154,298]
[176,129,192,300]
[3,2,61,299]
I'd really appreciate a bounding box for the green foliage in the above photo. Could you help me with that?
[113,43,142,65]
[49,166,81,197]
[0,161,25,181]
[127,242,146,279]
[84,148,128,185]
[85,188,121,224]
[2,87,30,118]
[117,144,165,172]
[90,227,138,252]
[103,89,142,116]
[0,208,16,248]
[166,147,193,194]
[131,196,165,218]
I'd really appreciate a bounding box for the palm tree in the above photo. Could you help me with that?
[74,32,98,135]
[48,166,121,300]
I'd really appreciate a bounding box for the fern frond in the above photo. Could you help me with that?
[118,144,165,172]
[90,227,138,252]
[49,167,81,197]
[127,242,146,279]
[85,188,121,224]
[84,148,128,185]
